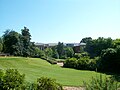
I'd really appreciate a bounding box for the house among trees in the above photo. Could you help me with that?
[35,42,86,53]
[73,43,86,53]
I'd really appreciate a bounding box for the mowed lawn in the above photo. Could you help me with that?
[0,57,105,86]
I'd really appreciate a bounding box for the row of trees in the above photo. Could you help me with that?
[64,37,120,73]
[0,27,74,59]
[0,27,34,57]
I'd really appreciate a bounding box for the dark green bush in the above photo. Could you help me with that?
[64,57,97,71]
[64,58,77,68]
[0,69,25,90]
[77,57,90,70]
[84,74,120,90]
[36,77,63,90]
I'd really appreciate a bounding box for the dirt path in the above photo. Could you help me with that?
[63,86,85,90]
[57,62,64,67]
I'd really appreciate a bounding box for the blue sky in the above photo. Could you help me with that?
[0,0,120,43]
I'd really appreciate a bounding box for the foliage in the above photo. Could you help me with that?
[2,30,22,55]
[0,69,25,90]
[32,47,45,58]
[0,37,3,52]
[80,37,92,43]
[64,58,77,68]
[0,43,3,53]
[99,48,120,73]
[113,39,120,48]
[57,42,65,59]
[64,47,74,58]
[0,57,108,86]
[64,55,97,71]
[77,57,96,70]
[36,77,63,90]
[84,74,120,90]
[44,48,53,60]
[21,27,32,57]
[85,37,113,58]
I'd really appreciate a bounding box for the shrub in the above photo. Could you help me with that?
[63,58,77,68]
[36,77,63,90]
[77,57,90,70]
[0,69,25,90]
[83,74,120,90]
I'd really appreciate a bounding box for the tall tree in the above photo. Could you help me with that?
[2,30,21,55]
[85,37,113,58]
[21,27,31,57]
[57,42,65,58]
[44,48,53,60]
[0,37,3,53]
[64,47,74,58]
[80,37,92,43]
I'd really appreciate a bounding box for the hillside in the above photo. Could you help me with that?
[0,57,104,86]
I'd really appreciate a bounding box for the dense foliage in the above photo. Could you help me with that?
[36,77,63,90]
[0,69,63,90]
[84,75,120,90]
[0,69,25,90]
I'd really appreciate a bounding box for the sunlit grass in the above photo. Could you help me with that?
[0,57,106,86]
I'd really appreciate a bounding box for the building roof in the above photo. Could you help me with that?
[79,43,86,46]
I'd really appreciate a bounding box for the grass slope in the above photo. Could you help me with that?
[0,57,105,86]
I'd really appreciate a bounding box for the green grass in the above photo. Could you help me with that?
[0,57,106,86]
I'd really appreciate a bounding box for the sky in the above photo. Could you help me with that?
[0,0,120,43]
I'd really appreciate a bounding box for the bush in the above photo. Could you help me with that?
[0,69,25,90]
[36,77,63,90]
[63,58,77,68]
[77,57,90,70]
[84,74,120,90]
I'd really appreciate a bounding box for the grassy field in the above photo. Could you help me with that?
[0,57,106,86]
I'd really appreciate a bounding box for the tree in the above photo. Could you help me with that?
[51,46,59,59]
[80,37,92,43]
[2,30,22,55]
[57,42,65,59]
[100,48,117,72]
[21,27,31,57]
[113,39,120,48]
[64,47,74,58]
[44,48,53,60]
[85,37,113,58]
[0,37,3,53]
[32,47,45,58]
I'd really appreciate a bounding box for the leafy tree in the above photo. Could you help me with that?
[0,37,3,53]
[80,37,92,43]
[85,37,113,58]
[113,39,120,47]
[2,30,22,55]
[64,47,74,58]
[57,42,65,59]
[44,48,53,60]
[31,47,45,58]
[0,44,3,53]
[100,48,117,72]
[51,46,59,59]
[21,27,31,57]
